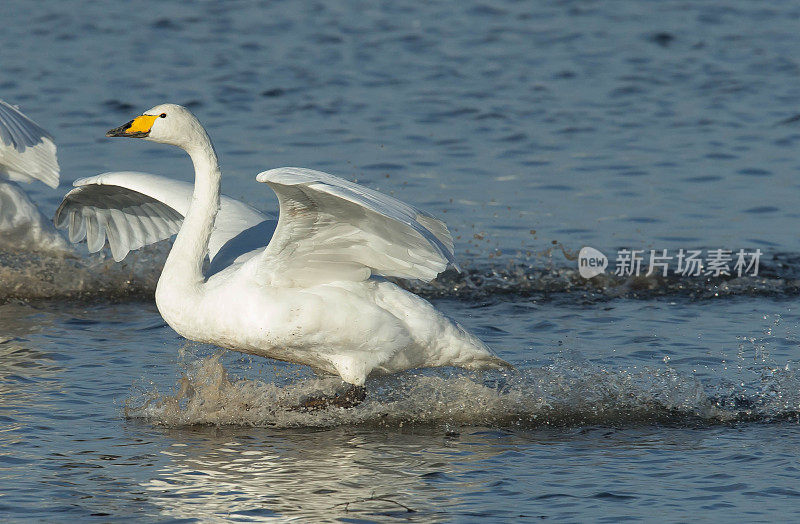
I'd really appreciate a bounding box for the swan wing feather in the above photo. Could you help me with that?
[55,171,269,262]
[0,99,59,188]
[255,167,457,285]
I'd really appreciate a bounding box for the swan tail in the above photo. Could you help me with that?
[440,320,513,372]
[460,353,514,371]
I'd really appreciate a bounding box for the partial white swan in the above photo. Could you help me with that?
[0,99,67,252]
[55,104,507,403]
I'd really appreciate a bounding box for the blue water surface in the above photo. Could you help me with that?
[2,0,800,521]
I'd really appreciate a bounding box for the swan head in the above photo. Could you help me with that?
[106,104,208,149]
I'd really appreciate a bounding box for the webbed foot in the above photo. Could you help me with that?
[294,384,366,411]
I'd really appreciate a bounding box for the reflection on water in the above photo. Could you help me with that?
[143,427,503,522]
[1,300,800,520]
[0,301,48,340]
[0,302,63,393]
[109,421,800,521]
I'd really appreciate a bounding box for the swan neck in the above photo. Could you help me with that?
[186,132,219,186]
[162,133,220,288]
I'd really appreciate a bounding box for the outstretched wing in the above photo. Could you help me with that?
[55,171,270,262]
[255,167,457,285]
[0,99,59,188]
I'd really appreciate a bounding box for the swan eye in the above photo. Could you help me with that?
[159,113,167,118]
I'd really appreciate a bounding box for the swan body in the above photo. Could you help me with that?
[56,104,506,386]
[0,99,67,251]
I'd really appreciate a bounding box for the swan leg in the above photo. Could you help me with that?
[295,384,366,411]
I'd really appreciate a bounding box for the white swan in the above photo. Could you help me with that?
[55,104,507,405]
[0,99,67,251]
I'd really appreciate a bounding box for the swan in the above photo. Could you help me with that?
[55,104,507,407]
[0,99,67,252]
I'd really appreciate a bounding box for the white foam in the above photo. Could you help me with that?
[123,351,800,429]
[0,244,167,302]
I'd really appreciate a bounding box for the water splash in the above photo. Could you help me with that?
[0,245,166,303]
[3,246,799,303]
[403,258,800,302]
[125,352,800,429]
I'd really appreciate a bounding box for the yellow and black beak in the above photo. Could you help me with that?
[106,114,158,138]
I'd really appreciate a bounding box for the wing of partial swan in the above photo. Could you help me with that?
[55,171,269,262]
[255,167,457,285]
[0,99,59,188]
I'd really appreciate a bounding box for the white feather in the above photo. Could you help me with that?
[0,99,67,251]
[255,167,457,285]
[0,99,59,188]
[55,171,269,262]
[55,103,507,386]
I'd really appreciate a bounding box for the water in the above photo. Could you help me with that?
[2,0,800,521]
